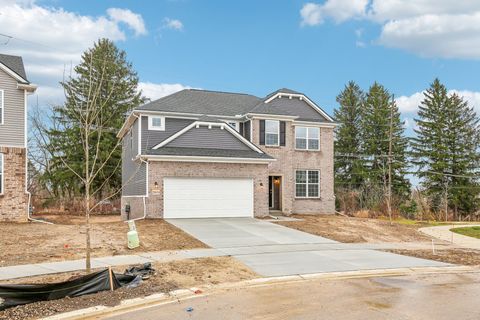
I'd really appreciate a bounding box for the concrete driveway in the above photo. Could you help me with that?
[167,218,450,277]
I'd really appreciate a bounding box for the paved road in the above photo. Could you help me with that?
[105,272,480,320]
[168,218,450,276]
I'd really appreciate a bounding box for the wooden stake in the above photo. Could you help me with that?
[108,266,114,291]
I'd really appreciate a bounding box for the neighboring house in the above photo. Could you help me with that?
[0,54,36,221]
[118,88,336,219]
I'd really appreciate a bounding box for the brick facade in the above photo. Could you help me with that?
[251,119,335,215]
[0,146,28,222]
[122,161,269,219]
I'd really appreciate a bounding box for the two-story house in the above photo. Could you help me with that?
[0,54,36,221]
[118,88,336,219]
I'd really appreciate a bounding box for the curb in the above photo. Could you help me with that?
[42,265,477,320]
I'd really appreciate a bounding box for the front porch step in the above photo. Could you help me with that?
[269,210,284,217]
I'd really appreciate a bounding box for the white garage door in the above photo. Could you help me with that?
[163,177,254,218]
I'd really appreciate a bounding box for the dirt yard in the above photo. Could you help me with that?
[0,257,257,320]
[386,249,480,266]
[0,215,207,267]
[276,215,433,243]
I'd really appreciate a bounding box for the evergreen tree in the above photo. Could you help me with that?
[334,81,365,189]
[47,39,145,198]
[362,83,410,199]
[412,79,480,216]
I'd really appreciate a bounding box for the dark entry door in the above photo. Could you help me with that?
[269,176,281,210]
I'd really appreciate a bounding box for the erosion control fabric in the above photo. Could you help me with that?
[0,269,137,310]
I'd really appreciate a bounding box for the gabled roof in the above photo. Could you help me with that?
[137,89,261,116]
[0,53,29,83]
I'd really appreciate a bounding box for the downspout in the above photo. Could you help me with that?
[129,157,148,222]
[124,112,147,222]
[26,191,53,224]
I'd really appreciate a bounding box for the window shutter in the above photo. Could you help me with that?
[280,121,286,146]
[245,121,251,141]
[239,122,244,136]
[259,120,265,145]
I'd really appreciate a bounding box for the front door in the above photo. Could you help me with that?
[268,176,281,210]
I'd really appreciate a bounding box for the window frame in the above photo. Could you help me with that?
[295,169,320,199]
[226,121,239,131]
[148,116,165,131]
[295,126,320,151]
[265,120,280,147]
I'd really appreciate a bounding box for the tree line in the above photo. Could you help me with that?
[334,80,480,220]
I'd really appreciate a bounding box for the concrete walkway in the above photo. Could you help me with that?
[419,224,480,250]
[0,241,454,281]
[168,218,450,277]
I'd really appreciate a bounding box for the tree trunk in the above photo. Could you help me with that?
[85,188,91,273]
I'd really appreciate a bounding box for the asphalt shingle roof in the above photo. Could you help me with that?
[0,54,28,82]
[145,146,274,159]
[138,89,262,116]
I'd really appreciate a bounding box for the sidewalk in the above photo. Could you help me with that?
[0,241,455,281]
[419,224,480,250]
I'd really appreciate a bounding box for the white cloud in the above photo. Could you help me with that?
[107,8,147,36]
[379,13,480,59]
[396,91,425,113]
[138,82,191,101]
[300,0,368,26]
[396,90,480,114]
[163,18,183,31]
[0,1,147,106]
[301,0,480,59]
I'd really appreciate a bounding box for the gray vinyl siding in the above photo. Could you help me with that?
[166,126,251,150]
[0,68,25,147]
[140,116,194,152]
[122,119,146,196]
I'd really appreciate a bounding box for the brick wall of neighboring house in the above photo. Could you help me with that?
[122,161,269,219]
[0,146,28,222]
[251,119,335,215]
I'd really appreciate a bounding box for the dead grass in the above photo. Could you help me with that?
[0,257,257,320]
[276,215,433,243]
[386,249,480,266]
[0,215,207,267]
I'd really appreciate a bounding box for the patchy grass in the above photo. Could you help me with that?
[451,226,480,239]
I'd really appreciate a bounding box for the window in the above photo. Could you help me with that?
[265,120,279,146]
[295,170,320,198]
[226,121,239,131]
[0,89,3,124]
[148,116,165,131]
[295,127,319,150]
[0,153,3,194]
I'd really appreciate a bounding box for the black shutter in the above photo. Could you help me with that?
[280,121,286,146]
[245,121,251,141]
[239,122,244,136]
[259,120,265,145]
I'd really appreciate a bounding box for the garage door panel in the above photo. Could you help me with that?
[164,177,254,218]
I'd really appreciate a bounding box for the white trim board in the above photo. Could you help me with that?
[151,121,265,154]
[0,62,28,84]
[144,154,275,164]
[264,92,335,122]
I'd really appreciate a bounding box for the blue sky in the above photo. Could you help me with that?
[1,0,480,123]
